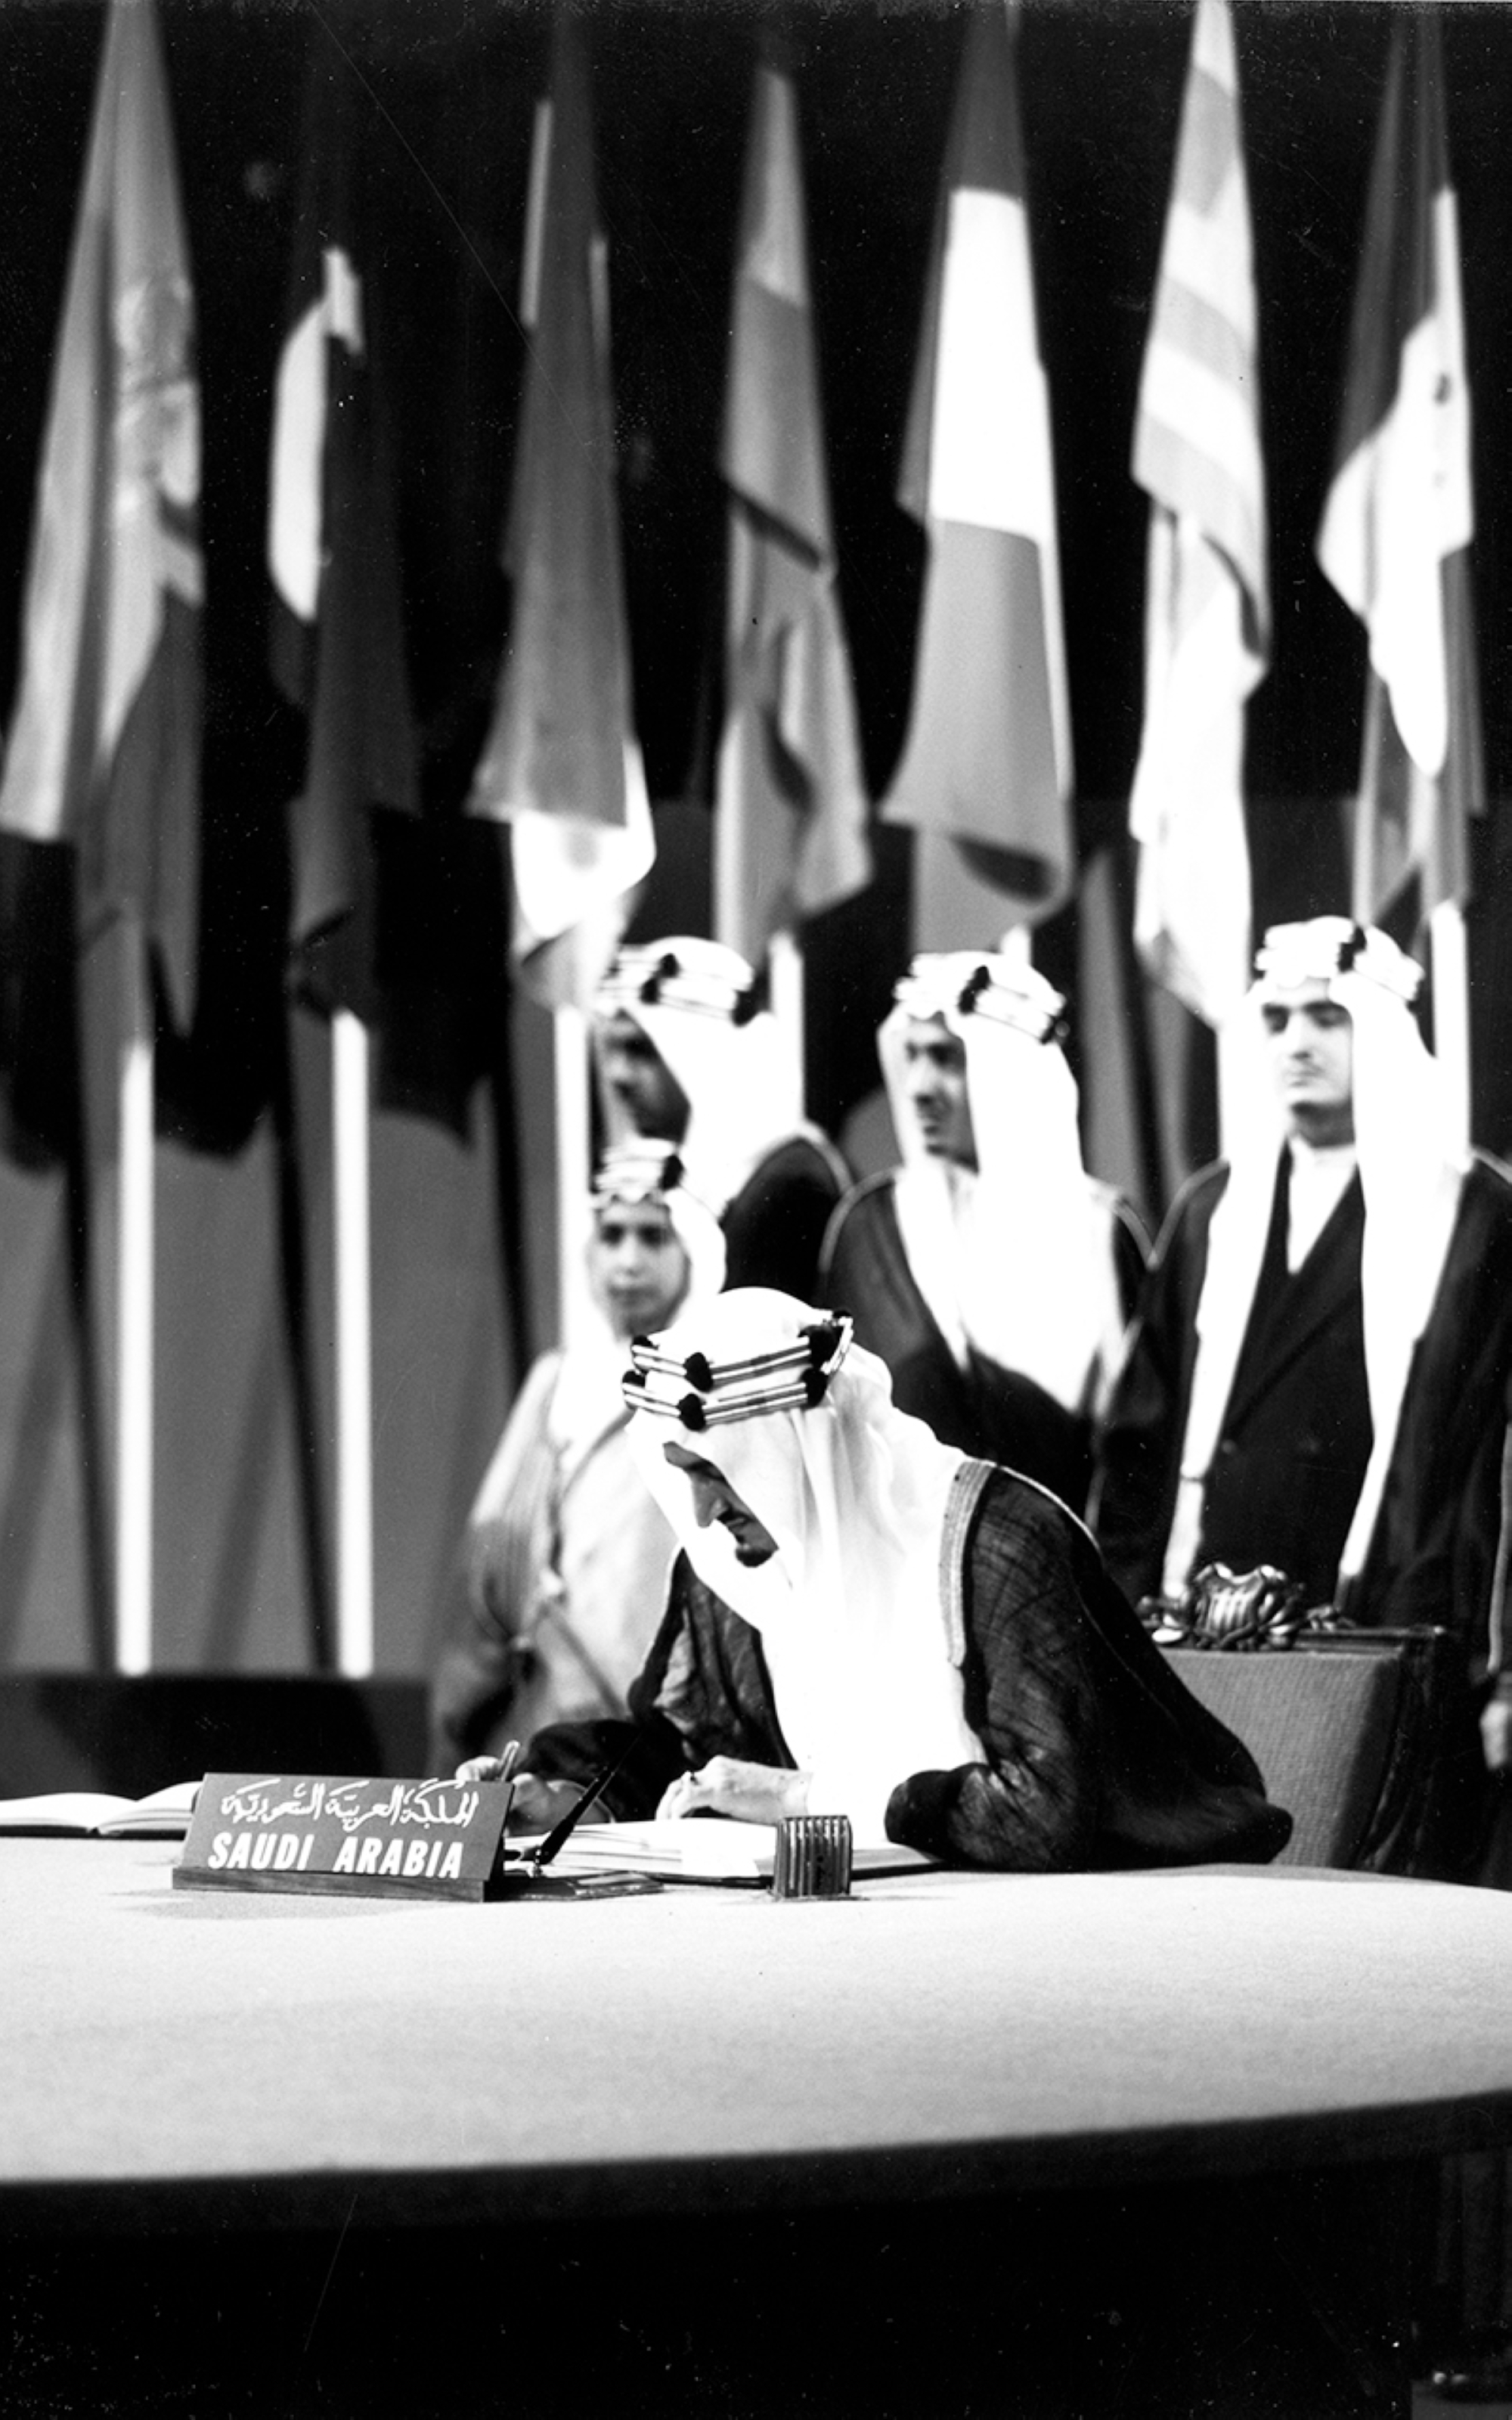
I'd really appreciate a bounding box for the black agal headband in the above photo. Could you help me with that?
[589,1140,686,1209]
[622,1316,854,1432]
[596,946,760,1025]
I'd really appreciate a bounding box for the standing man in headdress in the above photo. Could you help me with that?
[820,952,1147,1511]
[593,936,850,1302]
[1093,917,1512,1823]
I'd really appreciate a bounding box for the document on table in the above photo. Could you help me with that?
[509,1817,937,1884]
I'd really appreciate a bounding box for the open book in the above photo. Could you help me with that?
[510,1817,938,1885]
[0,1779,201,1838]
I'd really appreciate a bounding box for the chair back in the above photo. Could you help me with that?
[1162,1628,1473,1875]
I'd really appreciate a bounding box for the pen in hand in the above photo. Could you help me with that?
[453,1741,521,1787]
[530,1736,637,1873]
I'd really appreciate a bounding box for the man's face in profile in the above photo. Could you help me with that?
[599,1012,691,1141]
[1262,979,1355,1146]
[662,1439,780,1566]
[901,1015,978,1168]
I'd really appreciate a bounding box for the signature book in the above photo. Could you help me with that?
[0,1780,201,1838]
[509,1818,937,1885]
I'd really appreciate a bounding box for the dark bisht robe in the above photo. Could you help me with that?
[819,1172,1147,1512]
[721,1133,850,1303]
[525,1462,1292,1873]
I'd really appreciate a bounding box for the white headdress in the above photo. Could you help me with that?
[1170,917,1465,1597]
[548,1142,725,1451]
[623,1288,984,1835]
[878,951,1124,1413]
[593,939,799,1213]
[589,1139,726,1310]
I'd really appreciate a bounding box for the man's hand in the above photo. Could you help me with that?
[454,1759,589,1833]
[1481,1696,1512,1776]
[656,1757,810,1826]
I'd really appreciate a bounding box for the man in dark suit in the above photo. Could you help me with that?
[1092,917,1512,1806]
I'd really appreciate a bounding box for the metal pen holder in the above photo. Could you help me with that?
[770,1813,853,1899]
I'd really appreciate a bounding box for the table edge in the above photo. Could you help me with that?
[5,2084,1511,2242]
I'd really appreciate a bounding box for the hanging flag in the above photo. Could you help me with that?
[268,19,418,1009]
[1315,12,1483,931]
[0,0,202,1031]
[1129,0,1266,1026]
[881,0,1071,923]
[1078,835,1217,1234]
[713,49,871,963]
[468,15,652,1010]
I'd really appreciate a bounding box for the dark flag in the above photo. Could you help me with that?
[267,19,418,1016]
[1316,14,1483,938]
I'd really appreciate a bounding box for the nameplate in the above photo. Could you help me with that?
[172,1773,513,1903]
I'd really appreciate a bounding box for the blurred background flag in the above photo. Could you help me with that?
[0,0,202,1033]
[267,19,426,1679]
[714,45,871,971]
[0,0,203,1670]
[881,0,1072,936]
[1315,11,1483,942]
[1128,0,1266,1028]
[468,11,653,1013]
[268,17,419,1011]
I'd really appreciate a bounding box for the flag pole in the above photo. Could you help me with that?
[1430,899,1470,1153]
[332,1008,373,1674]
[767,929,806,1125]
[115,920,154,1674]
[553,1003,592,1352]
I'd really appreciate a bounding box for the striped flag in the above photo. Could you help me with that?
[714,50,871,965]
[0,0,202,1029]
[1316,14,1482,931]
[881,0,1071,925]
[468,15,652,1010]
[268,23,418,1007]
[1129,0,1266,1027]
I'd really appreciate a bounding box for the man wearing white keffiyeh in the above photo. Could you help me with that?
[1094,916,1512,1804]
[500,1288,1290,1871]
[593,937,850,1302]
[819,951,1147,1511]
